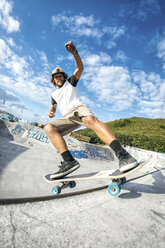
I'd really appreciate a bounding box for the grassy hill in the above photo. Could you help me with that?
[75,117,165,153]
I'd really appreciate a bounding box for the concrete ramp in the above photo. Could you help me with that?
[0,118,165,202]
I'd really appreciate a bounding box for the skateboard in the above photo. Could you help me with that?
[44,161,146,197]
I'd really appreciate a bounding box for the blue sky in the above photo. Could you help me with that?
[0,0,165,123]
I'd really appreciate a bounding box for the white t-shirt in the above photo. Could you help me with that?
[51,77,83,116]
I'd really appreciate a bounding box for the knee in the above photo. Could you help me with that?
[44,123,59,136]
[82,116,98,128]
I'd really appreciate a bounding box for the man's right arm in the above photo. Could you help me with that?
[47,104,57,118]
[65,41,84,81]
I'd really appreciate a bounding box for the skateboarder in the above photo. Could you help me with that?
[45,41,138,179]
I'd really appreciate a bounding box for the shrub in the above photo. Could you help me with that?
[114,119,131,128]
[160,125,165,129]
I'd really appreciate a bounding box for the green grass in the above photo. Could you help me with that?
[75,117,165,153]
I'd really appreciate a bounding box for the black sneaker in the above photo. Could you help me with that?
[116,149,138,173]
[50,160,80,179]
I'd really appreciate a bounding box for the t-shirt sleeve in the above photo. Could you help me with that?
[68,75,79,87]
[51,96,57,105]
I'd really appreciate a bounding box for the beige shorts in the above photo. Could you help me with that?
[48,104,95,136]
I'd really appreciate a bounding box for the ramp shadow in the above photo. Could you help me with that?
[0,120,29,176]
[119,170,165,199]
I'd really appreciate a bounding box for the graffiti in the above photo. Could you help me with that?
[30,121,38,126]
[67,134,114,161]
[85,144,114,161]
[70,146,114,160]
[27,129,50,143]
[10,124,113,160]
[70,150,88,159]
[70,132,90,142]
[11,124,50,143]
[11,125,25,134]
[67,138,78,149]
[0,114,18,122]
[30,122,44,128]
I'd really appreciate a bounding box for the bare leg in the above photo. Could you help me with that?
[44,124,68,154]
[82,116,116,145]
[44,123,80,179]
[82,116,138,172]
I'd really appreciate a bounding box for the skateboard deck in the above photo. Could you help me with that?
[44,161,146,196]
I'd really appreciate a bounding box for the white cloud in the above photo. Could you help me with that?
[6,37,22,50]
[38,50,48,64]
[0,87,20,102]
[115,50,127,63]
[0,39,28,76]
[132,70,165,118]
[119,0,160,22]
[51,14,100,38]
[160,82,165,99]
[74,15,95,26]
[80,95,95,107]
[84,52,111,66]
[157,38,165,59]
[132,71,163,100]
[51,13,125,47]
[37,50,50,72]
[138,105,165,118]
[0,0,20,33]
[105,41,116,49]
[6,37,15,47]
[156,37,165,70]
[0,72,52,108]
[82,52,165,118]
[139,0,160,15]
[139,100,163,108]
[82,53,138,111]
[103,26,125,39]
[52,14,95,28]
[0,39,53,109]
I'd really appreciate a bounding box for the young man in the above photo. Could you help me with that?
[45,41,138,179]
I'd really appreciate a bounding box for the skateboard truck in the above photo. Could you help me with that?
[52,181,76,195]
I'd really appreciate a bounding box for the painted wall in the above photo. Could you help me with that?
[9,123,114,161]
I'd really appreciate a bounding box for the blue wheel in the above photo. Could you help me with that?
[121,177,126,185]
[52,185,61,195]
[108,183,121,196]
[69,181,76,188]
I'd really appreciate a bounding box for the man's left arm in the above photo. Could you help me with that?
[65,41,84,81]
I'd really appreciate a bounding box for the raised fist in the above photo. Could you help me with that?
[65,41,77,55]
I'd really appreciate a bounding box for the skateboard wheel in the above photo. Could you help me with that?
[52,186,61,195]
[69,181,76,188]
[108,183,121,196]
[121,177,126,185]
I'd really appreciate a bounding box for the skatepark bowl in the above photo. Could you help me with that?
[0,117,165,203]
[0,117,165,248]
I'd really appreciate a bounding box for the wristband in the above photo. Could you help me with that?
[74,50,78,55]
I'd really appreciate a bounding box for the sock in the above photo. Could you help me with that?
[109,140,123,155]
[61,150,74,162]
